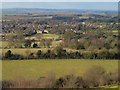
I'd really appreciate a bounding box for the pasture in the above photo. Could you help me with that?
[42,34,59,39]
[25,34,59,39]
[2,59,118,80]
[89,30,118,33]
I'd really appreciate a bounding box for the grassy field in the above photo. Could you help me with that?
[26,34,59,39]
[112,30,118,33]
[90,30,118,33]
[2,41,8,48]
[42,34,59,39]
[2,59,118,80]
[95,85,120,89]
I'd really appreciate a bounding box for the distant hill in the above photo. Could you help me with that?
[2,8,117,14]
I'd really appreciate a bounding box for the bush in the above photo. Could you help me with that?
[36,50,42,58]
[11,54,24,60]
[44,73,56,88]
[5,50,13,59]
[97,48,109,59]
[81,52,97,59]
[33,43,38,48]
[56,74,78,88]
[82,65,106,88]
[54,46,64,57]
[63,74,77,88]
[24,40,32,48]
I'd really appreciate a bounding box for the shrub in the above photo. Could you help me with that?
[75,77,87,88]
[62,74,77,88]
[44,73,56,88]
[56,77,64,88]
[97,48,109,59]
[82,65,106,88]
[55,74,78,88]
[5,50,13,59]
[25,50,31,59]
[36,50,42,58]
[45,50,51,58]
[33,43,38,48]
[11,54,24,60]
[24,40,32,48]
[54,46,64,57]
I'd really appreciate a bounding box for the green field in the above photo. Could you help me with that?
[112,30,118,33]
[42,34,59,38]
[2,59,118,80]
[27,34,59,39]
[91,30,118,33]
[2,41,8,48]
[95,85,120,89]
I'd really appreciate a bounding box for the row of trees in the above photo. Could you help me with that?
[3,46,119,60]
[63,30,118,51]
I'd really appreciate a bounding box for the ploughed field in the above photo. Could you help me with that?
[2,59,118,80]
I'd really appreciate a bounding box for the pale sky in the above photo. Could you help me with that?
[1,0,119,11]
[1,0,120,2]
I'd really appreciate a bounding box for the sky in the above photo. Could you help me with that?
[2,2,118,11]
[1,0,120,2]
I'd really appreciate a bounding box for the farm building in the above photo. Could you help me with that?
[37,30,42,34]
[37,30,49,34]
[43,30,48,34]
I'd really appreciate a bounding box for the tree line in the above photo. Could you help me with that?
[3,46,119,60]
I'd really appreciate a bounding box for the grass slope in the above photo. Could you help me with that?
[2,59,118,80]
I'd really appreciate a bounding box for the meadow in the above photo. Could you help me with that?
[2,59,118,80]
[42,34,59,39]
[26,34,59,39]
